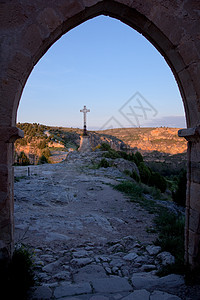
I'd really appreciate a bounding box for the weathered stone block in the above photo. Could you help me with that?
[188,229,200,257]
[54,282,92,298]
[191,142,200,162]
[150,290,181,300]
[146,245,161,256]
[36,7,63,38]
[22,24,43,57]
[187,63,200,99]
[91,277,132,293]
[166,48,185,73]
[189,208,200,233]
[191,162,200,184]
[189,182,200,212]
[0,3,28,29]
[7,52,32,83]
[131,273,184,291]
[178,69,197,100]
[178,39,200,66]
[55,0,85,19]
[122,289,150,300]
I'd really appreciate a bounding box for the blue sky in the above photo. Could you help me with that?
[17,16,186,130]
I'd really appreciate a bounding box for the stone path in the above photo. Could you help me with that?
[14,151,196,299]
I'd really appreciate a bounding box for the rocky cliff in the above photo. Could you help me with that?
[97,127,187,155]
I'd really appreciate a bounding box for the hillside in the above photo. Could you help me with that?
[97,127,187,155]
[15,123,187,165]
[15,123,127,164]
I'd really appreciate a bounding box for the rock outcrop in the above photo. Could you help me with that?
[98,127,187,154]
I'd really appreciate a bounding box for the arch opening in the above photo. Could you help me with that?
[0,0,200,273]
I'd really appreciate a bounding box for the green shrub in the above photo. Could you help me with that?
[138,162,151,184]
[38,154,49,164]
[42,148,51,158]
[154,210,185,275]
[0,244,35,299]
[98,158,110,168]
[100,143,111,151]
[18,151,30,166]
[103,149,121,159]
[38,140,47,149]
[172,169,187,207]
[118,151,129,160]
[135,151,143,163]
[131,170,140,182]
[114,181,143,198]
[149,172,167,193]
[20,139,27,146]
[124,169,132,176]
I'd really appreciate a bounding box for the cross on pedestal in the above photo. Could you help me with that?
[80,105,90,136]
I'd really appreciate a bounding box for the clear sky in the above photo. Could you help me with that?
[17,16,186,130]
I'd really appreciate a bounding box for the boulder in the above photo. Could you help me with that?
[91,277,133,293]
[131,273,184,291]
[156,252,175,266]
[122,289,150,300]
[146,245,161,256]
[113,158,139,175]
[150,290,182,300]
[73,264,108,283]
[123,252,138,261]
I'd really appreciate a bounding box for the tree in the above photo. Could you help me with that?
[135,151,143,163]
[38,155,48,164]
[38,140,47,149]
[100,143,111,151]
[18,151,30,166]
[42,148,51,158]
[138,162,151,184]
[149,172,167,193]
[172,169,187,207]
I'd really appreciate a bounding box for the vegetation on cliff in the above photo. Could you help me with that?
[98,127,187,155]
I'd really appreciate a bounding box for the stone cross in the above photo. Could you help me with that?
[80,105,90,135]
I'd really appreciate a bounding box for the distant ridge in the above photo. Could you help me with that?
[97,127,187,155]
[15,124,187,165]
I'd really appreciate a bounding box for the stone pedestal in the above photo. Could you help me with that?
[78,136,92,152]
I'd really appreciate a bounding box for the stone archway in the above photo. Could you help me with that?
[0,0,200,269]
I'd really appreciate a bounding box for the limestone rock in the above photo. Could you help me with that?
[123,252,138,261]
[73,264,108,283]
[131,273,184,291]
[53,271,71,281]
[30,285,52,299]
[141,264,156,271]
[146,245,161,256]
[122,289,150,300]
[156,252,175,266]
[71,257,93,267]
[73,249,90,258]
[150,290,182,300]
[54,282,92,298]
[42,260,60,273]
[91,277,133,293]
[108,243,124,253]
[113,158,139,175]
[89,296,109,300]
